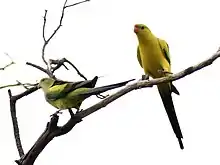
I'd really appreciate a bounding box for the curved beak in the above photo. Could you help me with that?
[134,26,139,33]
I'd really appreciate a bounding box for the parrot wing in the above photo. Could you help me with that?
[46,76,98,100]
[158,38,171,65]
[137,46,143,68]
[158,38,180,95]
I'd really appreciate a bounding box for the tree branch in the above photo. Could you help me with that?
[65,0,90,8]
[8,86,39,160]
[8,90,24,157]
[0,82,37,90]
[13,48,220,165]
[41,0,90,70]
[26,62,55,78]
[50,58,87,80]
[16,110,82,165]
[0,53,15,70]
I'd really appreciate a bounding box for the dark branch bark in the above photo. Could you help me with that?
[26,62,55,78]
[16,110,82,165]
[8,90,24,157]
[8,87,39,159]
[50,58,87,80]
[41,0,90,70]
[13,48,220,165]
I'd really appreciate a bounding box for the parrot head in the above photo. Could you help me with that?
[134,24,151,37]
[38,78,55,91]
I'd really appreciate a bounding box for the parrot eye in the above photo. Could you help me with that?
[41,78,46,82]
[141,26,144,30]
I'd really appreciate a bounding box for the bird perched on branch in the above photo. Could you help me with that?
[134,24,184,149]
[38,76,134,112]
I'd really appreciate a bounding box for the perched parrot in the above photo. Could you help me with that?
[38,76,134,111]
[134,24,184,149]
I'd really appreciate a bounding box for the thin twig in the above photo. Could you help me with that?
[0,53,15,70]
[41,0,68,67]
[50,58,87,80]
[26,62,48,74]
[8,90,24,157]
[42,10,47,42]
[65,0,90,8]
[41,0,90,71]
[26,62,55,78]
[8,86,39,162]
[0,82,37,90]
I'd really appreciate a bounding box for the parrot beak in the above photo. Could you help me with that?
[134,25,139,33]
[37,83,41,89]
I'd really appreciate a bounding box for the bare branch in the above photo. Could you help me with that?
[12,48,220,165]
[0,53,15,70]
[26,62,55,78]
[50,58,87,80]
[26,62,48,74]
[65,0,90,8]
[16,110,82,165]
[42,10,47,42]
[8,90,24,157]
[8,86,39,162]
[0,82,37,90]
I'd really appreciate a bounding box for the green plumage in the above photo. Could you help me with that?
[39,76,134,110]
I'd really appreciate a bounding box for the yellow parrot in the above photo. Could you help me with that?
[134,24,183,149]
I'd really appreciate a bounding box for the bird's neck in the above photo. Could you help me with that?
[138,32,155,45]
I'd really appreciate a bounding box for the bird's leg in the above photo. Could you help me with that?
[68,108,74,115]
[96,94,109,99]
[76,108,83,114]
[158,69,173,76]
[139,74,149,81]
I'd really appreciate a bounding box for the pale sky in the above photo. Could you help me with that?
[1,0,220,164]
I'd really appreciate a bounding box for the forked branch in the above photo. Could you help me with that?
[15,48,220,165]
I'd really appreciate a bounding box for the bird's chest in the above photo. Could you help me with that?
[139,43,163,77]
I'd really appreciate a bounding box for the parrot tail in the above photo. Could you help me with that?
[81,78,135,96]
[158,84,184,149]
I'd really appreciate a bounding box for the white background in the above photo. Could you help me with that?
[1,0,220,164]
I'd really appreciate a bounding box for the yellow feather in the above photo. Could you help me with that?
[134,24,183,149]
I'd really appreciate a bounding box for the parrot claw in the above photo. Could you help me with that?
[139,74,149,81]
[158,69,173,75]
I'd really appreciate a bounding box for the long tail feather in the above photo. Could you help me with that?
[158,84,184,149]
[81,79,135,96]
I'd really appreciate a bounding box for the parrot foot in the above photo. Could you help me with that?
[96,94,109,99]
[139,74,149,81]
[158,69,173,75]
[76,108,83,114]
